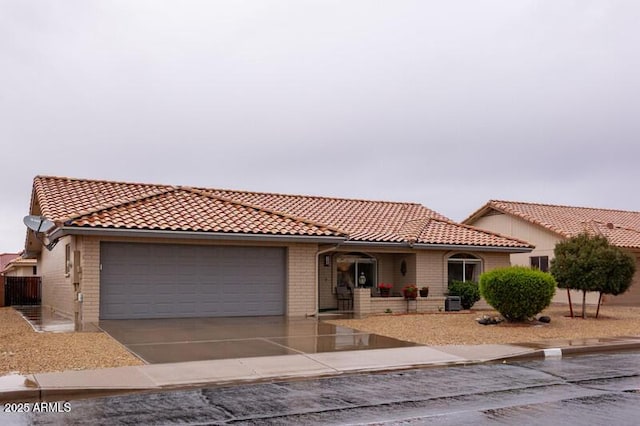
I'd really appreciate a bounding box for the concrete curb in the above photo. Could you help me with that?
[500,339,640,362]
[2,339,640,403]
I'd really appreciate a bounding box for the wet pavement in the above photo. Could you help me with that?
[4,306,640,424]
[99,315,419,363]
[3,351,639,425]
[11,306,75,333]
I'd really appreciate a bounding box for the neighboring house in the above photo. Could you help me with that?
[24,176,532,328]
[464,200,640,306]
[0,253,20,273]
[1,256,40,307]
[2,256,38,277]
[0,253,21,306]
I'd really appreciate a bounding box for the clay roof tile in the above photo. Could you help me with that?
[30,176,531,248]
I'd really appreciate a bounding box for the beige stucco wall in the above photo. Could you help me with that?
[604,251,640,306]
[39,235,75,319]
[471,212,601,305]
[472,213,560,264]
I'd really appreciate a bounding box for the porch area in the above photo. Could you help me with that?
[353,288,447,315]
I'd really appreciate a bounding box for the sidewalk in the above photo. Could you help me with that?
[3,336,640,403]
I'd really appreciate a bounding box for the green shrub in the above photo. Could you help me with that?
[447,280,480,309]
[479,266,556,322]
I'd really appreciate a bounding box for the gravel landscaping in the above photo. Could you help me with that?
[2,304,640,376]
[326,305,640,346]
[0,308,142,376]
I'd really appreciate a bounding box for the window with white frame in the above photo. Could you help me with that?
[447,253,482,284]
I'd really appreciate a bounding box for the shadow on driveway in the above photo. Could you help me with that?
[99,316,419,364]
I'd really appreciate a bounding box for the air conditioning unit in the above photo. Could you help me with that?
[445,296,461,312]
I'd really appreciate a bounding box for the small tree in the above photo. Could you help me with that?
[479,266,556,322]
[550,233,636,319]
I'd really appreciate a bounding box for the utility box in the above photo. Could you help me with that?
[445,296,461,312]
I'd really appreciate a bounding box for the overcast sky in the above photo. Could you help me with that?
[2,0,639,253]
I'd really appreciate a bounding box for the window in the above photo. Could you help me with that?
[336,254,377,289]
[32,266,37,275]
[448,253,482,284]
[65,244,71,276]
[530,256,549,272]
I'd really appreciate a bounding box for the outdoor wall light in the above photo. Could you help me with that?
[324,255,331,267]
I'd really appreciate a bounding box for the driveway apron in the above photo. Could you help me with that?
[99,316,419,364]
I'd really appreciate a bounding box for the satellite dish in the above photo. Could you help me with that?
[23,215,59,251]
[23,215,56,233]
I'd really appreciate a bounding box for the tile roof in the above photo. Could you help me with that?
[414,219,532,248]
[69,188,341,237]
[30,176,531,248]
[0,253,21,272]
[2,257,36,274]
[466,200,640,249]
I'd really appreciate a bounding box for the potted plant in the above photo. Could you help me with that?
[402,284,418,300]
[378,283,392,297]
[419,286,429,298]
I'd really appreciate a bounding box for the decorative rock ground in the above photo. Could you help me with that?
[477,315,504,326]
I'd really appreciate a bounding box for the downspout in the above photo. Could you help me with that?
[307,243,344,318]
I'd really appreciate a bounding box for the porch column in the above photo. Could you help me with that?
[353,288,371,316]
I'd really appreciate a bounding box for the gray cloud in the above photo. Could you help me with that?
[1,0,639,252]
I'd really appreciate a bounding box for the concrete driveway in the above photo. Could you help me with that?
[99,316,418,364]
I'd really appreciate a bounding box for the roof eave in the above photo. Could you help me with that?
[411,243,534,253]
[461,202,495,224]
[341,240,533,253]
[49,226,347,244]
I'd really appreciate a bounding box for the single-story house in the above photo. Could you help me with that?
[25,176,532,328]
[1,252,34,307]
[0,253,28,307]
[463,200,640,306]
[1,257,40,307]
[2,256,37,277]
[0,253,21,272]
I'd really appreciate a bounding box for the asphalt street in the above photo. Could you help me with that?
[3,351,640,425]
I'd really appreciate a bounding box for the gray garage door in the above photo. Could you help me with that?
[100,242,286,319]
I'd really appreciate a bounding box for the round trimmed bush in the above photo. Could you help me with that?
[479,266,556,322]
[447,280,481,310]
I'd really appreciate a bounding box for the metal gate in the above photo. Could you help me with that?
[3,276,41,306]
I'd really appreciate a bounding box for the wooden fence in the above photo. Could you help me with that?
[3,276,41,306]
